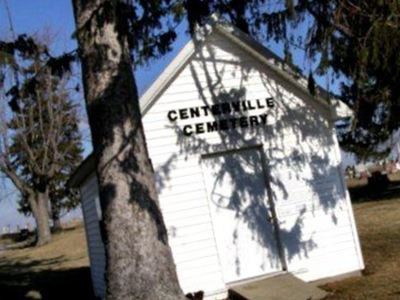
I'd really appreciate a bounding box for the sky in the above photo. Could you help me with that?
[0,0,193,229]
[0,0,358,230]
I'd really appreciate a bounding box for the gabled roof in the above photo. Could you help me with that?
[69,18,352,188]
[139,17,352,119]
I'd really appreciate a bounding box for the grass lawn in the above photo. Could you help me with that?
[321,198,400,299]
[0,225,95,300]
[1,198,400,299]
[389,172,400,182]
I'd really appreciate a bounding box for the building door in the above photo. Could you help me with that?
[201,147,283,283]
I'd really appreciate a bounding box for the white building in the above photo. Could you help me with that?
[69,20,363,299]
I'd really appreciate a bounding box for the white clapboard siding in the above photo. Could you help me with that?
[141,29,363,296]
[78,26,362,299]
[80,175,106,299]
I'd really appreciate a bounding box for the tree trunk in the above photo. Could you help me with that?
[51,203,62,232]
[32,192,52,246]
[52,214,62,232]
[72,1,185,299]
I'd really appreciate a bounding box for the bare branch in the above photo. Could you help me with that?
[0,163,33,195]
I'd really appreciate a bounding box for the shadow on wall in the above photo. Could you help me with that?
[154,34,346,275]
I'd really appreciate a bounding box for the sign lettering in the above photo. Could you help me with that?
[167,97,274,136]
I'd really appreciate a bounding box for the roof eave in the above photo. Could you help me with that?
[140,40,196,115]
[67,153,95,189]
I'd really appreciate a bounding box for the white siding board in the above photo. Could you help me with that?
[159,183,207,195]
[149,84,275,107]
[173,239,217,254]
[159,190,206,201]
[169,222,213,235]
[143,31,362,294]
[174,247,219,264]
[163,206,210,221]
[160,194,205,205]
[176,256,221,271]
[330,130,365,270]
[80,175,106,299]
[157,173,205,188]
[169,231,219,247]
[178,266,224,282]
[165,214,212,229]
[171,230,216,246]
[153,160,200,171]
[159,189,207,202]
[77,29,362,299]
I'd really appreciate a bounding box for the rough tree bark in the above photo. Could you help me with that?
[72,1,185,299]
[52,212,62,232]
[27,191,51,246]
[2,168,52,246]
[34,191,52,246]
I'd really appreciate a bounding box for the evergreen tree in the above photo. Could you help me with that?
[184,0,400,158]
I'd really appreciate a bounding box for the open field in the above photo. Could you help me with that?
[321,198,400,299]
[1,197,400,299]
[389,171,400,182]
[0,225,95,300]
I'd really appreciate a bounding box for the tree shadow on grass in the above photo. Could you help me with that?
[349,175,400,203]
[0,256,96,300]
